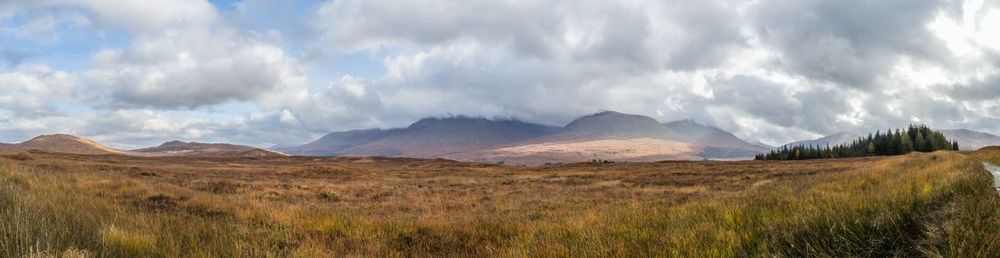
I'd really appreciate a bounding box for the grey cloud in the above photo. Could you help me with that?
[948,75,1000,101]
[6,0,1000,148]
[707,75,854,135]
[318,0,562,59]
[318,0,745,70]
[751,0,949,89]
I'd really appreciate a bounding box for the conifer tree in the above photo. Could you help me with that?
[915,132,927,152]
[900,133,914,153]
[756,124,957,161]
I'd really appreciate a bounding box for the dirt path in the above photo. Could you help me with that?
[984,162,1000,193]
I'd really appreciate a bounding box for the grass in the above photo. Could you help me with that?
[1,151,999,256]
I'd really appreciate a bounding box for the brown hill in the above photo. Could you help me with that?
[134,141,287,158]
[277,128,403,156]
[0,134,127,155]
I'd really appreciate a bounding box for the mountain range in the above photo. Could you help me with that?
[278,111,771,164]
[5,111,1000,164]
[782,132,861,149]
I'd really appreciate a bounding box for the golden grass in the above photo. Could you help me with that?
[1,151,999,256]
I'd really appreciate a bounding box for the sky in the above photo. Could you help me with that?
[0,0,999,148]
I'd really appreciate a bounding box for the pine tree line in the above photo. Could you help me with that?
[755,125,959,161]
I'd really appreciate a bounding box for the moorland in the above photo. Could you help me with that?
[3,148,1000,257]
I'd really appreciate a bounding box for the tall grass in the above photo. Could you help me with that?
[2,151,999,256]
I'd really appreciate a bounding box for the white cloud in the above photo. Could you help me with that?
[83,28,307,109]
[3,0,1000,147]
[0,65,77,116]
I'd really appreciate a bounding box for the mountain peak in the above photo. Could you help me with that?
[409,116,496,129]
[160,140,188,147]
[560,111,677,140]
[28,134,84,142]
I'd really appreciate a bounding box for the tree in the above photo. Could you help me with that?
[953,141,960,151]
[758,124,957,160]
[914,132,927,152]
[900,133,914,153]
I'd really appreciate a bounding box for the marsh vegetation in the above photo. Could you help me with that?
[1,150,999,256]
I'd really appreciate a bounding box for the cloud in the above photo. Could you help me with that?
[316,0,745,70]
[83,29,307,109]
[749,0,950,89]
[3,0,1000,148]
[0,0,310,110]
[0,65,77,117]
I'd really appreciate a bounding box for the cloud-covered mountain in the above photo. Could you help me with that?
[941,129,1000,151]
[287,111,772,164]
[282,116,560,157]
[783,132,861,148]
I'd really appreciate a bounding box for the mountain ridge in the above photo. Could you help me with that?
[940,129,1000,151]
[135,140,287,157]
[663,119,770,157]
[284,111,772,163]
[783,132,860,148]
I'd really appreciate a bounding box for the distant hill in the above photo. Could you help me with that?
[941,129,1000,151]
[134,141,287,158]
[784,132,860,148]
[664,119,770,158]
[0,134,128,155]
[277,129,403,156]
[751,141,776,150]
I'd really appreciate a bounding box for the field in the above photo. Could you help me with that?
[2,150,1000,257]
